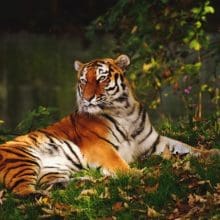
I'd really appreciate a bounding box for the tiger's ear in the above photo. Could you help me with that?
[115,54,130,70]
[74,60,83,72]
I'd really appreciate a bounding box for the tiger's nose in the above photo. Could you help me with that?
[84,95,95,102]
[83,100,91,107]
[83,95,97,106]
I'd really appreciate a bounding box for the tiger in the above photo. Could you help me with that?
[0,54,217,197]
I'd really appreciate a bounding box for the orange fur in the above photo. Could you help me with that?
[43,113,130,173]
[0,111,131,196]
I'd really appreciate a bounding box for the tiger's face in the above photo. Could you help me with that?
[74,55,131,114]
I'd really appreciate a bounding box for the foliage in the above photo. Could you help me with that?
[0,106,58,143]
[157,114,220,149]
[87,0,219,122]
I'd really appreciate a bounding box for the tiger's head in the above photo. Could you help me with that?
[74,54,135,114]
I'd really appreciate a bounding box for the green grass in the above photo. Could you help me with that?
[0,108,219,219]
[0,155,219,219]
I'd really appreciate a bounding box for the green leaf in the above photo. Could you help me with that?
[195,21,202,29]
[194,62,202,70]
[191,7,200,15]
[201,84,208,92]
[204,6,215,14]
[189,39,201,51]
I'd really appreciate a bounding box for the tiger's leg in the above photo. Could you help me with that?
[0,145,41,197]
[81,141,130,175]
[2,164,40,197]
[38,170,71,190]
[153,135,220,157]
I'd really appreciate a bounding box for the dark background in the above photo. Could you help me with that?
[0,0,117,34]
[0,0,219,127]
[0,0,219,34]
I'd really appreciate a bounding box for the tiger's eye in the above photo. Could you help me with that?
[99,76,107,82]
[80,78,87,84]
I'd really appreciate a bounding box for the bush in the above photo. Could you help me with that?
[87,0,219,122]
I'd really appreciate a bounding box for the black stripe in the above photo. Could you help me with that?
[16,168,37,178]
[89,130,119,150]
[96,62,104,67]
[38,129,60,140]
[0,158,40,172]
[29,136,37,143]
[13,146,41,160]
[127,105,136,116]
[102,114,128,141]
[3,166,36,185]
[106,125,121,143]
[131,108,146,138]
[38,129,55,139]
[110,74,120,96]
[48,143,59,151]
[114,96,127,103]
[119,75,126,90]
[111,87,120,96]
[63,140,82,164]
[39,130,64,145]
[77,86,81,96]
[41,132,56,143]
[149,135,160,154]
[133,104,143,124]
[106,73,119,92]
[69,114,83,142]
[0,148,26,158]
[57,126,70,137]
[124,100,130,109]
[106,86,116,91]
[0,153,2,161]
[138,126,153,145]
[38,172,64,184]
[10,179,34,191]
[114,93,128,103]
[60,147,83,170]
[10,169,37,185]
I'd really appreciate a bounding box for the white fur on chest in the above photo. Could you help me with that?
[106,117,138,163]
[117,140,137,163]
[106,112,156,163]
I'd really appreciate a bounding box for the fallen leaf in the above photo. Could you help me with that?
[112,202,123,212]
[79,189,97,197]
[215,183,220,193]
[162,145,172,160]
[188,194,207,207]
[100,187,110,199]
[182,161,191,171]
[0,190,6,205]
[145,183,159,193]
[36,196,50,206]
[131,25,138,34]
[147,206,161,218]
[118,187,133,201]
